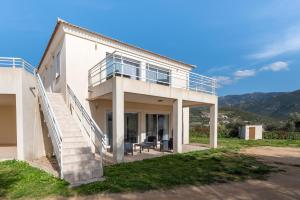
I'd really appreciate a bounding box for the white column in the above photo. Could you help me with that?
[182,107,190,144]
[140,112,146,143]
[173,99,182,153]
[113,78,124,163]
[209,103,218,148]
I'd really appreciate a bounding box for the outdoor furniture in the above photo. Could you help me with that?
[168,138,173,150]
[124,142,133,155]
[160,140,169,152]
[143,136,157,149]
[134,143,143,153]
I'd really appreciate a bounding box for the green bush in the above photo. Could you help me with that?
[263,131,300,140]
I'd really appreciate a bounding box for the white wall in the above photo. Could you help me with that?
[0,68,52,160]
[239,125,263,140]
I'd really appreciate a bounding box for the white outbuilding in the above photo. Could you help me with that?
[239,125,263,140]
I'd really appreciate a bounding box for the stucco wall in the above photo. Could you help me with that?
[0,105,16,145]
[89,99,173,144]
[39,29,67,97]
[0,68,52,160]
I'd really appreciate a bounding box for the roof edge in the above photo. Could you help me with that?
[38,18,196,70]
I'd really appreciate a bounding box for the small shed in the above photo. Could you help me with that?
[239,125,263,140]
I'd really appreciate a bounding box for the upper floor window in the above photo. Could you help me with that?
[106,53,140,80]
[146,64,170,86]
[56,50,61,78]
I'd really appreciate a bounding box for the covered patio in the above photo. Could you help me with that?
[102,143,209,165]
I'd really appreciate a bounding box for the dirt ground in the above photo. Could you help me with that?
[62,147,300,200]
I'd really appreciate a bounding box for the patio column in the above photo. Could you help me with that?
[209,102,218,148]
[113,77,124,163]
[182,107,189,144]
[173,98,182,153]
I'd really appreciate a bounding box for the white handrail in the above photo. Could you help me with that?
[88,52,217,95]
[0,57,36,75]
[66,85,104,167]
[37,74,63,176]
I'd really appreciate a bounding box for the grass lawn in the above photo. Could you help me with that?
[191,134,300,149]
[0,147,276,199]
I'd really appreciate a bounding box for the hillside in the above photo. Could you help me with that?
[219,89,300,119]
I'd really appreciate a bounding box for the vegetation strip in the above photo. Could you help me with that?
[0,143,279,199]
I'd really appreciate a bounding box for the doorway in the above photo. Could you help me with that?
[146,114,169,141]
[106,112,139,151]
[0,94,17,160]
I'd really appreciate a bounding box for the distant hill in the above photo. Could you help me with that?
[219,89,300,119]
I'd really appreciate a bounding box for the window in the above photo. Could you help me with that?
[146,64,170,86]
[56,50,61,78]
[105,53,140,80]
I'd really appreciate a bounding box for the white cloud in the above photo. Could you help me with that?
[213,76,233,88]
[260,61,289,72]
[234,69,256,79]
[249,26,300,59]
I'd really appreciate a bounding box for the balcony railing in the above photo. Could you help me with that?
[88,52,216,95]
[0,57,36,75]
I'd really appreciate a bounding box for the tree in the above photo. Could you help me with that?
[287,112,300,132]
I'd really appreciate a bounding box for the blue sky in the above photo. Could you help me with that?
[0,0,299,96]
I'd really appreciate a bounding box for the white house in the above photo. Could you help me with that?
[0,19,218,186]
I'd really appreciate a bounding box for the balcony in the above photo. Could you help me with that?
[88,52,216,95]
[0,57,36,75]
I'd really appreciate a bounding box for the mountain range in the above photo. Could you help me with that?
[219,89,300,120]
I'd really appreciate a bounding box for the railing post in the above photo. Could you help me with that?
[12,58,15,68]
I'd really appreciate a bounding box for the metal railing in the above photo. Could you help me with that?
[67,84,105,167]
[37,74,63,176]
[0,57,36,75]
[88,52,217,95]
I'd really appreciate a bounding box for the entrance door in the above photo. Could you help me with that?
[146,114,169,141]
[106,112,139,151]
[124,113,138,143]
[249,127,256,140]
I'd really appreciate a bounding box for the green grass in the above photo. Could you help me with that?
[190,134,300,149]
[0,147,277,199]
[0,160,70,199]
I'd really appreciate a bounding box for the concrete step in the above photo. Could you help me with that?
[63,168,103,185]
[63,160,101,171]
[63,136,86,143]
[63,141,89,148]
[63,153,94,164]
[62,147,92,155]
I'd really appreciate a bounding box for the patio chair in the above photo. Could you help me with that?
[124,142,133,155]
[160,140,169,152]
[143,136,157,149]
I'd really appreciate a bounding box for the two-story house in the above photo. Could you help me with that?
[0,19,218,186]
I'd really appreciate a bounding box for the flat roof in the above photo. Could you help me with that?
[38,18,196,70]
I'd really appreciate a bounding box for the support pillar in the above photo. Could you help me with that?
[112,78,124,163]
[209,103,218,148]
[173,98,182,153]
[182,107,190,144]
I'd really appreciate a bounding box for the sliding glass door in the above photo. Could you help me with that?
[124,113,138,143]
[106,112,139,151]
[146,114,169,141]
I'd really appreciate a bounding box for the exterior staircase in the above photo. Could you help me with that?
[47,92,103,186]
